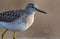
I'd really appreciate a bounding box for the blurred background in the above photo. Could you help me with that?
[0,0,60,39]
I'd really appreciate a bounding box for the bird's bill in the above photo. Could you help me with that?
[34,7,47,14]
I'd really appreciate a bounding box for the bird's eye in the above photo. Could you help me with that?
[32,6,34,8]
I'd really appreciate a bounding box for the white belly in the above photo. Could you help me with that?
[0,22,27,31]
[0,15,34,31]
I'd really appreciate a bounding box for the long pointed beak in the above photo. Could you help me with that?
[34,7,47,14]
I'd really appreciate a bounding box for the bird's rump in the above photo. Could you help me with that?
[0,10,23,22]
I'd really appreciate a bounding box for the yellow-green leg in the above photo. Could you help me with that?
[1,29,8,39]
[13,32,16,39]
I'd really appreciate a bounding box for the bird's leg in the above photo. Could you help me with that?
[13,32,16,39]
[1,29,8,39]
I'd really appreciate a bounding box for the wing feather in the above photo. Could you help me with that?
[0,10,23,22]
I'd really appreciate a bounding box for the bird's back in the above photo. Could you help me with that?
[0,10,24,22]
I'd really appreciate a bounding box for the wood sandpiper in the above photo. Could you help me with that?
[0,3,47,39]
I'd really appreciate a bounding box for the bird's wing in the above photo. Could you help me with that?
[0,10,23,22]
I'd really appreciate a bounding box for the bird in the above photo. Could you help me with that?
[0,3,47,39]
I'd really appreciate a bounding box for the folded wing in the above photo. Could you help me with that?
[0,10,23,22]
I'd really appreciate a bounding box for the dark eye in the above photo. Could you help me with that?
[32,6,34,8]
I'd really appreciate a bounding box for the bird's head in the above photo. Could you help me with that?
[25,3,47,14]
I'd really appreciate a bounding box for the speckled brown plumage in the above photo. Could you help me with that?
[0,10,24,22]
